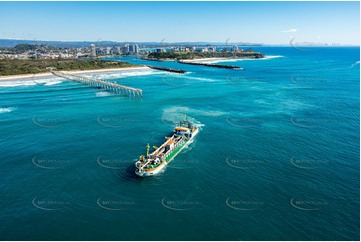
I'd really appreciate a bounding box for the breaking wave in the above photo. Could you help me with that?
[351,61,360,68]
[0,107,15,113]
[96,92,111,97]
[205,55,283,64]
[0,77,63,87]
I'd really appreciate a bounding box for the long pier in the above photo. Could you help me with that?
[51,71,142,98]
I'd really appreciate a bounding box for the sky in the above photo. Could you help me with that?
[0,1,359,45]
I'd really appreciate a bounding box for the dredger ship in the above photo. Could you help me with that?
[135,118,199,177]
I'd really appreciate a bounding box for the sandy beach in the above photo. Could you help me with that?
[0,66,150,82]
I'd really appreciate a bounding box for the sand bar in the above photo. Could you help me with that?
[0,66,150,82]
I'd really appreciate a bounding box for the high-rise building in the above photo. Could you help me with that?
[128,44,134,53]
[232,45,238,53]
[122,45,129,54]
[115,46,121,55]
[210,46,216,52]
[156,48,165,53]
[134,44,139,54]
[90,44,96,57]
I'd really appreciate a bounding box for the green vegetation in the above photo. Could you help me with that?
[0,59,138,76]
[13,44,38,52]
[6,44,57,54]
[145,50,265,60]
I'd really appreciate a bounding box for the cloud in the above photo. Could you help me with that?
[282,28,298,33]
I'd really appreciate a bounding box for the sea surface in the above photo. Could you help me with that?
[0,47,359,240]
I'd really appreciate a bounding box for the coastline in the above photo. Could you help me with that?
[0,66,150,81]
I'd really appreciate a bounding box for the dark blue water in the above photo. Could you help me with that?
[0,47,359,240]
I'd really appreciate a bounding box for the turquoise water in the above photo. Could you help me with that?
[0,47,359,240]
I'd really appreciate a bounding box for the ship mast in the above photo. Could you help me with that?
[146,143,150,157]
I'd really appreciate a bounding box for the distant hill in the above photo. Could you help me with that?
[0,39,123,48]
[0,39,263,48]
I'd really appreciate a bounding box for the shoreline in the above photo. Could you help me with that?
[0,66,150,81]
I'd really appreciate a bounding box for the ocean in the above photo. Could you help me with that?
[0,47,359,240]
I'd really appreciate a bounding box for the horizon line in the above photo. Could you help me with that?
[0,38,359,47]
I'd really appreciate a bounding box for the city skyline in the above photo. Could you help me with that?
[0,1,359,45]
